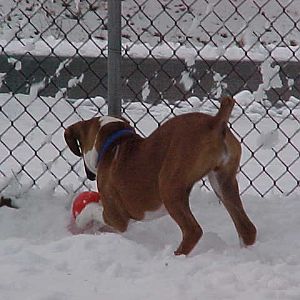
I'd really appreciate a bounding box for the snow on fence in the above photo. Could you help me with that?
[0,0,299,197]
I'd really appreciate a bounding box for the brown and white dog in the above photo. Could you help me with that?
[64,97,256,255]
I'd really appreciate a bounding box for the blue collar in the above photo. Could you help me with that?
[97,128,135,164]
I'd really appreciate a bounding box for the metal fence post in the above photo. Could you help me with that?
[107,0,122,117]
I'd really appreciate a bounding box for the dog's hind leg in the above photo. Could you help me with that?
[159,183,203,256]
[210,169,256,246]
[207,171,222,202]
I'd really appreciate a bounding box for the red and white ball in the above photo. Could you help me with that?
[71,191,103,231]
[72,191,100,218]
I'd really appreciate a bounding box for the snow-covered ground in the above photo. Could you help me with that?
[1,0,300,47]
[1,186,300,300]
[1,0,300,60]
[0,91,300,299]
[1,1,300,299]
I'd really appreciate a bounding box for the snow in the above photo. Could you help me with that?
[29,80,46,102]
[3,36,300,62]
[7,57,22,71]
[257,130,280,150]
[0,90,300,299]
[0,72,5,88]
[142,80,150,101]
[180,70,194,91]
[68,74,84,89]
[7,0,300,48]
[1,0,300,298]
[2,0,300,62]
[1,185,300,299]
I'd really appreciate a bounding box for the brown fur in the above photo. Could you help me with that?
[64,97,256,255]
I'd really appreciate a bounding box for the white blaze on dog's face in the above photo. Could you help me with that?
[82,116,125,175]
[83,146,98,176]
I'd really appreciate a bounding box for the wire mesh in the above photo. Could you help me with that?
[0,0,299,197]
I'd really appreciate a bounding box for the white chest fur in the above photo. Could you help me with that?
[83,146,98,175]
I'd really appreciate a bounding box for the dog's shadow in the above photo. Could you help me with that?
[122,216,228,256]
[69,215,230,256]
[122,216,180,254]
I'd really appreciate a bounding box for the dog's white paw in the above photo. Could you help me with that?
[75,202,104,229]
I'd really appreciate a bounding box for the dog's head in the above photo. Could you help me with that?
[64,116,131,180]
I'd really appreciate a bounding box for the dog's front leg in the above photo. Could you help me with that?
[101,195,131,233]
[160,184,203,256]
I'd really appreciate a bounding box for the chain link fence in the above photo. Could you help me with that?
[0,0,299,197]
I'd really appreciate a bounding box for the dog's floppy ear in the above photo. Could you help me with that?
[64,123,82,157]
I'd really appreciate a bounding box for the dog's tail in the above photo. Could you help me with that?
[215,96,235,123]
[214,96,235,139]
